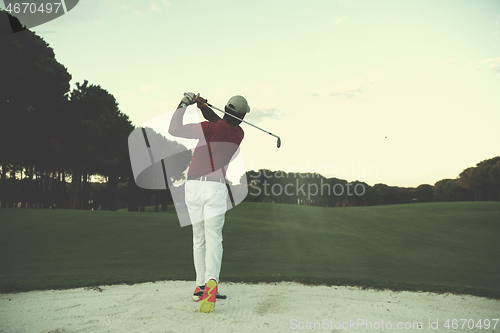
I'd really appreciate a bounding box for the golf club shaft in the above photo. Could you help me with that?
[206,103,281,141]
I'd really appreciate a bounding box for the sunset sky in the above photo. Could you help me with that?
[5,0,500,187]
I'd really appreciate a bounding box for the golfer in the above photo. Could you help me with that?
[169,92,249,313]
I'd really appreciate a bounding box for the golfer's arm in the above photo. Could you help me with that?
[169,106,189,137]
[199,104,221,122]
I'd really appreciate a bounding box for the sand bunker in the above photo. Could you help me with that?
[1,281,499,332]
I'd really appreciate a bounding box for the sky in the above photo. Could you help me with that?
[4,0,500,187]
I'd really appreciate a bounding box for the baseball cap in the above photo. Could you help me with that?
[226,95,250,114]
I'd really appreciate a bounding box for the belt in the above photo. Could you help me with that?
[187,175,225,183]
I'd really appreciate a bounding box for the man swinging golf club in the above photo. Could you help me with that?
[169,92,249,313]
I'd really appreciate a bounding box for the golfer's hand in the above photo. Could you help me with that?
[196,96,208,109]
[180,92,199,106]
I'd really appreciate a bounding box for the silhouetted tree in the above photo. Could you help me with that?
[0,10,71,208]
[415,184,433,202]
[489,159,500,201]
[64,81,134,210]
[433,179,471,202]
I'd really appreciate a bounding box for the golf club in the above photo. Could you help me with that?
[205,103,281,148]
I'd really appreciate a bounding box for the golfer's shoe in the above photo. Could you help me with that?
[198,279,217,313]
[193,286,204,301]
[193,285,227,301]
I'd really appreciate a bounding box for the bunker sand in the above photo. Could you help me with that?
[1,281,498,332]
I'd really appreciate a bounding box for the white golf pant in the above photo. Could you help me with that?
[185,179,228,286]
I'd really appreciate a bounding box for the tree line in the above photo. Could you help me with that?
[1,11,133,210]
[1,11,189,212]
[1,11,498,211]
[242,155,499,207]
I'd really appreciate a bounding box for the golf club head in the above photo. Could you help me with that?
[277,137,281,148]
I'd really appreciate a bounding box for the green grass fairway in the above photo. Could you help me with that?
[1,202,499,298]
